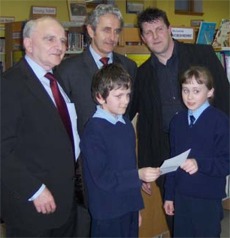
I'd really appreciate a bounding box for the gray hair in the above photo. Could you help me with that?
[85,4,124,31]
[23,16,63,38]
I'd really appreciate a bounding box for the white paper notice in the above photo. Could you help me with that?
[160,149,191,175]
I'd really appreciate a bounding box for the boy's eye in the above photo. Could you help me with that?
[182,89,188,94]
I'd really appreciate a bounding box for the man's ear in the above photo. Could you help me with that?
[86,25,95,39]
[140,34,146,44]
[23,37,32,53]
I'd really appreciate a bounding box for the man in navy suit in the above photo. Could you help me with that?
[56,4,137,237]
[1,16,80,237]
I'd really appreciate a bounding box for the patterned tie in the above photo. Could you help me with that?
[45,73,74,146]
[100,57,109,66]
[190,115,196,127]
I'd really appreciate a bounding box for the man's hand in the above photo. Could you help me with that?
[141,182,152,195]
[33,187,56,214]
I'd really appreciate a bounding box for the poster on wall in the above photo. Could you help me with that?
[126,0,144,14]
[67,0,87,25]
[30,6,57,19]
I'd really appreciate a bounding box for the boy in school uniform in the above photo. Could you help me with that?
[80,63,161,237]
[164,66,229,237]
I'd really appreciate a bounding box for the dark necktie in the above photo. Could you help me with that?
[45,73,74,145]
[190,115,196,127]
[100,57,109,66]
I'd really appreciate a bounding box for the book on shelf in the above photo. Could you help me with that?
[212,19,230,49]
[0,37,5,53]
[216,50,230,83]
[196,22,216,45]
[66,31,84,53]
[225,53,230,83]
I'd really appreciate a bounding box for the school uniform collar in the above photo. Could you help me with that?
[93,105,126,125]
[188,100,210,122]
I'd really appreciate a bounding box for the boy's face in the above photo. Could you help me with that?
[97,87,131,117]
[182,77,214,112]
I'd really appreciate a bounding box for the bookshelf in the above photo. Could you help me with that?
[65,25,85,54]
[5,21,24,70]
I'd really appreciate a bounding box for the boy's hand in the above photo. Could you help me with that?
[163,200,174,216]
[139,211,142,227]
[138,167,160,182]
[180,158,198,174]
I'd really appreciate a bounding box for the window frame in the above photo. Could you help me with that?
[175,0,203,16]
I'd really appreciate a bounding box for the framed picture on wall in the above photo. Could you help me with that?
[126,0,144,14]
[86,0,114,10]
[67,0,87,24]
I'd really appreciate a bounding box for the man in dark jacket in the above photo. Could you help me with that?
[129,7,230,235]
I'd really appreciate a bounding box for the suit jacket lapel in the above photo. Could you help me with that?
[147,57,161,107]
[20,58,60,114]
[84,48,99,75]
[113,53,122,64]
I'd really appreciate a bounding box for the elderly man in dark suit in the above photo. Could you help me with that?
[1,16,80,237]
[56,4,137,237]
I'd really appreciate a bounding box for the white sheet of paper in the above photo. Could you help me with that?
[160,149,191,175]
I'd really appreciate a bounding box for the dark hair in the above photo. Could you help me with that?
[91,63,132,105]
[137,8,170,35]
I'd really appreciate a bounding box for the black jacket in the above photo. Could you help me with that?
[129,41,230,168]
[1,58,75,230]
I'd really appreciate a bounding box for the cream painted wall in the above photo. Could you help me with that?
[156,0,230,27]
[116,0,229,27]
[0,0,70,22]
[0,0,229,29]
